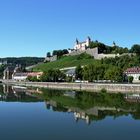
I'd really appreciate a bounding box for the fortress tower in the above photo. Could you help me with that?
[74,37,91,51]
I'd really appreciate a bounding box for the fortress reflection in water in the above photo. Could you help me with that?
[1,84,140,125]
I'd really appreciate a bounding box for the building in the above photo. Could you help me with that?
[125,93,140,102]
[13,72,43,81]
[65,69,75,77]
[74,37,91,51]
[3,65,43,81]
[12,73,28,81]
[3,66,16,80]
[0,60,7,65]
[27,72,43,79]
[124,67,140,83]
[3,65,21,80]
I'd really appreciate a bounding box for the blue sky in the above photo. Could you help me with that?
[0,0,140,57]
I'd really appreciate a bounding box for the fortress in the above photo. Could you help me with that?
[67,37,120,59]
[45,36,134,62]
[74,36,91,51]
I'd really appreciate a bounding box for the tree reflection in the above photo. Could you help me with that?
[1,84,140,125]
[37,88,140,124]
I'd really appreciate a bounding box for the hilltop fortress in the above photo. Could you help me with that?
[45,36,133,62]
[67,37,132,59]
[74,37,91,51]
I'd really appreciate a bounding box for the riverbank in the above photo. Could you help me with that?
[1,80,140,93]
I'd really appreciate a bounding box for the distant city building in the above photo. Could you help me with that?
[74,36,91,51]
[124,67,140,83]
[0,60,7,65]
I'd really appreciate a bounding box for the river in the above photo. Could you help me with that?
[0,84,140,140]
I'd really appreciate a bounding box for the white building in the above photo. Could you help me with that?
[124,67,140,83]
[13,73,28,81]
[12,72,43,81]
[74,37,91,51]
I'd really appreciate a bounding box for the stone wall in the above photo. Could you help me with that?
[66,48,98,58]
[66,50,85,56]
[97,53,119,59]
[67,47,136,60]
[86,48,98,59]
[44,55,57,62]
[2,81,140,93]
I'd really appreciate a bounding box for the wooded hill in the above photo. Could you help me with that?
[0,57,44,67]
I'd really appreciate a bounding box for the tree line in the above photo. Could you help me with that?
[75,64,123,82]
[89,41,140,54]
[47,49,69,59]
[0,57,44,67]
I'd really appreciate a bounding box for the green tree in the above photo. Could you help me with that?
[0,65,5,78]
[40,72,48,82]
[40,69,66,82]
[47,52,51,57]
[27,76,38,82]
[86,64,95,82]
[130,44,140,54]
[52,49,68,58]
[89,41,106,53]
[128,76,134,83]
[75,65,83,80]
[83,66,89,81]
[104,67,123,82]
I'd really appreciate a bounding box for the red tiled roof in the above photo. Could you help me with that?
[124,67,140,74]
[27,72,43,77]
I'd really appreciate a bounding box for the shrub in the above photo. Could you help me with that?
[128,76,134,83]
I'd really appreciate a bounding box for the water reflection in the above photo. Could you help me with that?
[43,90,140,125]
[1,84,140,125]
[0,84,42,102]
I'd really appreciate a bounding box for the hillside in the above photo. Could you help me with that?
[33,43,140,75]
[0,57,44,67]
[33,53,100,72]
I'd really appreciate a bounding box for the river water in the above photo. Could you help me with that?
[0,84,140,140]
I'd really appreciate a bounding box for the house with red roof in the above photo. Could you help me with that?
[124,67,140,83]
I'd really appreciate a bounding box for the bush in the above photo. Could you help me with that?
[101,88,107,93]
[128,76,134,83]
[77,53,92,60]
[27,76,38,82]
